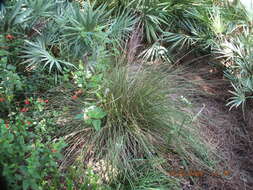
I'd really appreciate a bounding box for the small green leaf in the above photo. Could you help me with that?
[74,114,83,120]
[7,65,16,71]
[87,107,106,119]
[0,50,9,56]
[85,118,92,125]
[92,120,101,131]
[22,180,30,190]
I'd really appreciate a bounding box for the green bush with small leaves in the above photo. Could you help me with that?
[0,116,66,190]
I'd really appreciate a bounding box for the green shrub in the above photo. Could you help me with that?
[215,6,253,111]
[0,95,112,190]
[0,115,66,190]
[0,35,24,114]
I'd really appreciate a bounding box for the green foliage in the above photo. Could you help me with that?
[222,27,253,111]
[59,65,215,189]
[0,95,110,189]
[139,42,172,63]
[56,1,136,59]
[0,116,66,190]
[109,10,137,42]
[97,0,170,43]
[133,0,169,43]
[0,0,30,32]
[0,36,23,111]
[0,53,23,102]
[75,106,107,131]
[21,36,75,74]
[57,1,110,57]
[65,161,112,190]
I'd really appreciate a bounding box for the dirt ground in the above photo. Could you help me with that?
[185,61,253,190]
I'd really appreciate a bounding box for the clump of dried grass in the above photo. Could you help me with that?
[44,64,220,189]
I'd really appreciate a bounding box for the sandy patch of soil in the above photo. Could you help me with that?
[186,62,253,190]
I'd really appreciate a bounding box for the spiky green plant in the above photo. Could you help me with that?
[108,9,137,43]
[56,1,110,57]
[91,0,171,43]
[0,0,31,32]
[55,65,217,188]
[163,4,220,51]
[0,0,60,33]
[56,1,136,58]
[139,42,173,63]
[21,35,75,74]
[134,0,169,43]
[221,27,253,112]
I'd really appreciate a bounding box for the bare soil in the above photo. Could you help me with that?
[185,61,253,190]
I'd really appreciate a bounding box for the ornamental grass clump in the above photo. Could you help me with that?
[58,65,216,188]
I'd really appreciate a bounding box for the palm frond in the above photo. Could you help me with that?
[21,37,75,74]
[57,1,111,57]
[139,42,172,63]
[109,9,137,42]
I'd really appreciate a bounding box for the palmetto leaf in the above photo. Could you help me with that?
[21,38,75,73]
[139,42,172,63]
[25,0,54,18]
[209,7,226,35]
[0,0,32,32]
[139,5,169,43]
[163,32,200,50]
[57,1,111,57]
[109,9,137,41]
[227,83,247,110]
[112,0,169,43]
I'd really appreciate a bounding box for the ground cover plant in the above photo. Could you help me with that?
[0,0,253,189]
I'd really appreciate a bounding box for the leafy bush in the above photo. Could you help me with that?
[0,34,24,114]
[0,98,110,190]
[0,116,66,190]
[0,53,23,102]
